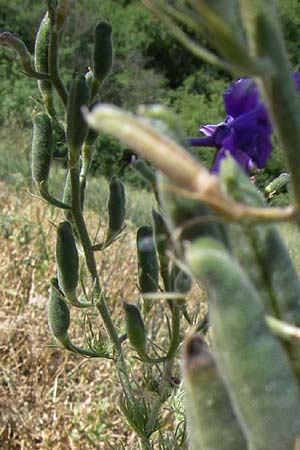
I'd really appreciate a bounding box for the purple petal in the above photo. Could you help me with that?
[224,78,260,118]
[210,148,228,174]
[293,72,300,91]
[187,136,216,147]
[200,121,225,136]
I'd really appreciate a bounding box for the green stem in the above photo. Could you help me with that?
[138,436,152,450]
[69,164,132,396]
[146,359,174,436]
[49,29,68,108]
[145,303,181,436]
[166,302,181,360]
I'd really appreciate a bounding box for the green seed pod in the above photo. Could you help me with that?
[265,172,290,196]
[31,110,53,185]
[123,301,146,351]
[56,221,79,302]
[152,208,170,289]
[66,74,90,163]
[186,237,300,450]
[183,334,248,450]
[34,13,52,97]
[220,157,300,326]
[107,175,126,239]
[131,159,157,191]
[159,172,228,248]
[139,104,187,148]
[93,20,113,85]
[48,278,70,340]
[174,269,192,294]
[62,170,73,222]
[137,225,159,294]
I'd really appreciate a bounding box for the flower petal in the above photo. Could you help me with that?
[224,78,260,118]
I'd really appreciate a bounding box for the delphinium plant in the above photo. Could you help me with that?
[0,1,200,448]
[3,0,300,449]
[83,0,300,449]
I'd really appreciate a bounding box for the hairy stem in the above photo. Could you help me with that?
[49,29,68,108]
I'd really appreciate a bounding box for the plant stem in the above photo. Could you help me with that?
[69,164,132,395]
[166,302,181,360]
[49,29,68,108]
[139,436,152,450]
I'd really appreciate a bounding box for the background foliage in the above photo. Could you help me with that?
[0,0,299,187]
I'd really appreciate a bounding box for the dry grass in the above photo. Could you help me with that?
[0,181,144,450]
[0,181,203,450]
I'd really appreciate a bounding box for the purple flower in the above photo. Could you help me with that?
[187,74,300,174]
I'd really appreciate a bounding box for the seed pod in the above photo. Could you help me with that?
[265,172,290,196]
[107,175,126,239]
[137,225,159,294]
[152,208,170,289]
[31,110,53,185]
[159,172,228,247]
[174,269,192,294]
[55,221,79,302]
[93,20,113,85]
[132,158,157,189]
[62,170,73,222]
[183,334,248,450]
[139,104,187,147]
[220,157,300,325]
[48,278,70,340]
[123,301,146,351]
[34,13,52,97]
[186,237,300,450]
[66,74,89,162]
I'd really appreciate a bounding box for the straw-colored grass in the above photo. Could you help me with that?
[0,181,143,449]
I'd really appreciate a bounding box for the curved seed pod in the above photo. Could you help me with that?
[152,208,170,289]
[139,104,187,148]
[123,301,146,351]
[56,221,79,303]
[265,172,290,197]
[48,280,97,356]
[106,175,126,240]
[66,74,89,164]
[93,20,113,86]
[183,334,248,450]
[186,237,300,450]
[48,278,70,340]
[62,170,73,222]
[34,13,52,98]
[159,172,228,247]
[137,225,159,314]
[220,157,300,326]
[174,269,192,294]
[131,159,157,191]
[31,110,53,185]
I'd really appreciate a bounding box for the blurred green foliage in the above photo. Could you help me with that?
[0,0,299,186]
